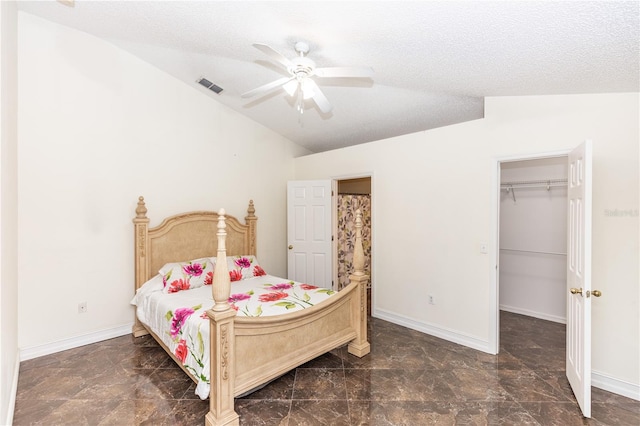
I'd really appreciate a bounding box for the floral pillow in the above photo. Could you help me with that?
[160,257,216,294]
[227,255,267,282]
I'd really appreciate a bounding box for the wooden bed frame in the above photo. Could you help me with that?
[132,196,370,426]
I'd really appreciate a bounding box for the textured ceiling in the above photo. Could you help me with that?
[17,1,640,153]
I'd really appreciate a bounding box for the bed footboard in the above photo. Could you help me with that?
[205,209,370,426]
[233,279,362,395]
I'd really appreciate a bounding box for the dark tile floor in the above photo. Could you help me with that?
[13,311,640,425]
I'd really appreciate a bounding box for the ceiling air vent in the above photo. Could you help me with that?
[197,78,223,94]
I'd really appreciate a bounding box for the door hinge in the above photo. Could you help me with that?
[332,235,334,241]
[331,190,334,196]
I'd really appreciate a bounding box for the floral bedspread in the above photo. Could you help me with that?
[131,275,336,399]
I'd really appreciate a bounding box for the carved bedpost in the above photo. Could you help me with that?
[132,196,150,337]
[245,200,257,256]
[212,209,231,312]
[206,209,239,426]
[347,209,371,357]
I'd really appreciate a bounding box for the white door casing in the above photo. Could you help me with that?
[287,180,332,288]
[566,140,593,418]
[491,150,570,355]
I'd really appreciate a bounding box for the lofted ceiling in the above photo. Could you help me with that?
[17,1,640,153]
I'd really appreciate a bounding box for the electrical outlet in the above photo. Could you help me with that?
[78,302,87,314]
[428,295,435,305]
[480,243,488,254]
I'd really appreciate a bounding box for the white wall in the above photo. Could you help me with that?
[294,93,639,395]
[17,13,308,353]
[499,158,568,323]
[0,2,19,424]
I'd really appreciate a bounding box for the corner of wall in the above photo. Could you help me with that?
[0,1,20,424]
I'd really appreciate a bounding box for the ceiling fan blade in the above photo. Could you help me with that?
[305,79,333,113]
[241,76,294,99]
[252,43,293,70]
[314,67,374,78]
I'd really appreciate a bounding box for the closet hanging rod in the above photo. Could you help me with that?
[500,248,567,256]
[501,178,567,188]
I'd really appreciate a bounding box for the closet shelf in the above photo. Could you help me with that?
[500,247,567,256]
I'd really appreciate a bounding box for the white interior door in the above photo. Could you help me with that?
[566,140,593,418]
[287,180,332,288]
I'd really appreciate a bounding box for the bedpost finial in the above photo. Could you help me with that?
[247,200,255,217]
[217,208,226,232]
[135,196,148,219]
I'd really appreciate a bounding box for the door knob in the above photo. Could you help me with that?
[288,245,293,250]
[570,287,583,296]
[591,290,602,297]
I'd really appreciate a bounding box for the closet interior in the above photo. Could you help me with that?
[337,177,372,315]
[499,157,568,323]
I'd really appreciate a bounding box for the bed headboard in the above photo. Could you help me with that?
[133,196,257,291]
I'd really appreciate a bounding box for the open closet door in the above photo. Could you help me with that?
[566,140,593,418]
[287,180,332,288]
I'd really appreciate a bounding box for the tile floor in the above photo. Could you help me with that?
[13,311,640,425]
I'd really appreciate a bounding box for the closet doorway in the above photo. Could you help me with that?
[334,177,372,316]
[498,156,568,325]
[493,142,594,417]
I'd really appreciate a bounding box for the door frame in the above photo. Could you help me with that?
[489,149,570,354]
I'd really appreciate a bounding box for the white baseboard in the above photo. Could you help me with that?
[593,370,640,401]
[20,323,134,361]
[500,304,566,324]
[4,352,19,426]
[373,309,492,354]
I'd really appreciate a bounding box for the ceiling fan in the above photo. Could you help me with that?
[241,41,374,115]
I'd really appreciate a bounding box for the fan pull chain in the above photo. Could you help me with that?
[297,86,305,127]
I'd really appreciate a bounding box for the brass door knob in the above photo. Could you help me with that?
[592,290,602,297]
[288,245,293,250]
[570,287,583,296]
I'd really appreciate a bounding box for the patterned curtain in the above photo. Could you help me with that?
[337,194,372,290]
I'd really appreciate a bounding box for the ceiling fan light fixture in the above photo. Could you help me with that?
[283,80,314,101]
[283,80,298,97]
[301,79,315,100]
